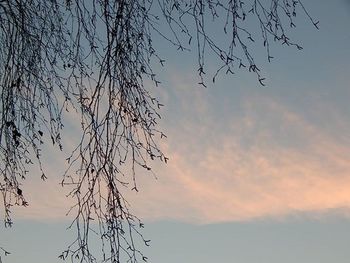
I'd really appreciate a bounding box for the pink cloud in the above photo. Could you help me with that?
[9,78,350,224]
[128,94,350,223]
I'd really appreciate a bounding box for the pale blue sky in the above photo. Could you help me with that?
[1,0,350,262]
[2,218,350,263]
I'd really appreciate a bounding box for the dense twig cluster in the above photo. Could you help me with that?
[155,0,318,86]
[0,0,316,262]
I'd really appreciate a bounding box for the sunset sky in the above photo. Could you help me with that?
[1,0,350,262]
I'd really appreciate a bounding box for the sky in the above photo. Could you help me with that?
[1,0,350,262]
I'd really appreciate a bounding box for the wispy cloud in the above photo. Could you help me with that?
[10,73,350,224]
[129,86,350,223]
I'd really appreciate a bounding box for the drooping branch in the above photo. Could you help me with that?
[0,0,316,262]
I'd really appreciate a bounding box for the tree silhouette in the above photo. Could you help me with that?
[0,0,317,262]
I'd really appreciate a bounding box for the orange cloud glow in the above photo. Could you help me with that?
[9,79,350,224]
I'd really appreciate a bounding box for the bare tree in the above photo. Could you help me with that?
[0,0,317,262]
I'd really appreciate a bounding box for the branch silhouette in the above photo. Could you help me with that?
[0,0,317,262]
